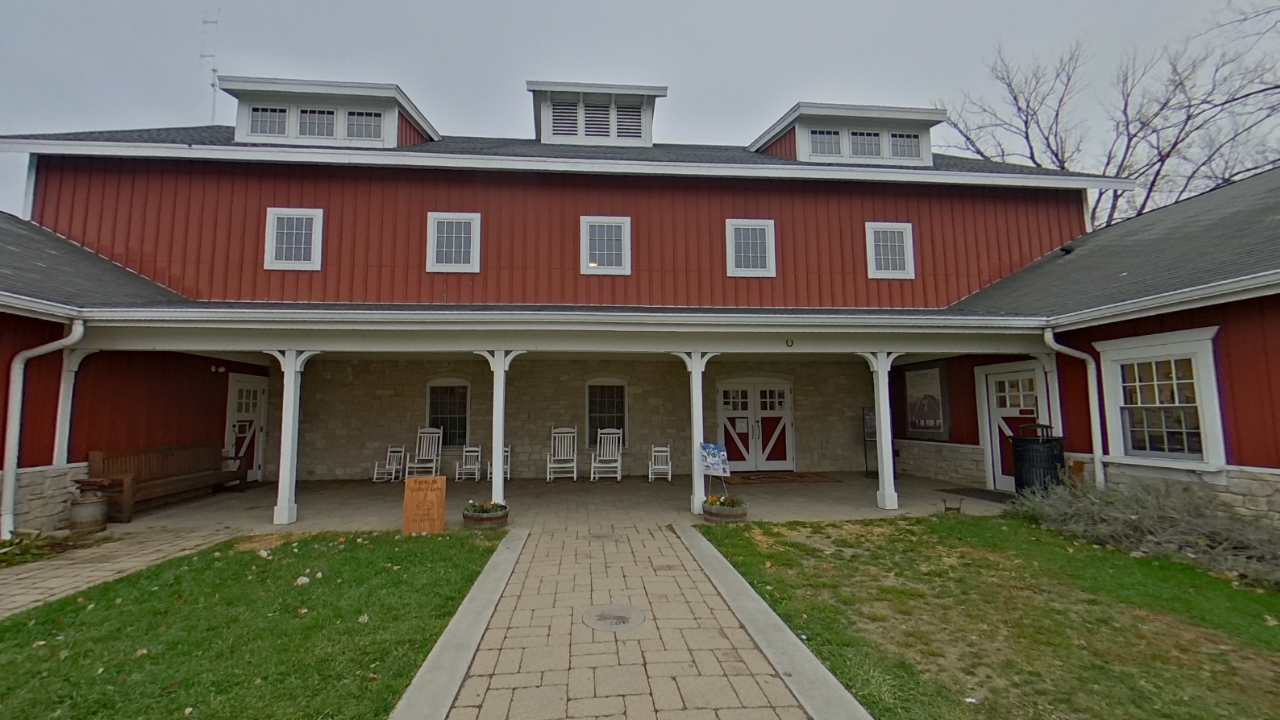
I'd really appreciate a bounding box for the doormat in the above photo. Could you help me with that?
[937,487,1015,504]
[724,472,838,485]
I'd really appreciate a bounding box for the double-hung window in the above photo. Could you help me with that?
[580,216,631,275]
[264,208,324,271]
[298,109,336,138]
[865,222,915,279]
[725,219,777,277]
[427,382,470,448]
[810,129,841,156]
[427,212,482,273]
[586,380,627,447]
[1096,328,1225,467]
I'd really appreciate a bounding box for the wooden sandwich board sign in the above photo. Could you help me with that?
[403,476,446,534]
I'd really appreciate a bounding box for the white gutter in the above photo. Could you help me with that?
[2,319,85,540]
[0,138,1136,191]
[1043,328,1105,489]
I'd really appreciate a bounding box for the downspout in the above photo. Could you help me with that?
[2,319,85,540]
[1043,328,1106,489]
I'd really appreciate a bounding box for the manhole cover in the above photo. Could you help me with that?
[582,604,646,632]
[587,533,625,543]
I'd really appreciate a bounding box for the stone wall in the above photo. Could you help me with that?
[269,357,875,481]
[893,440,986,488]
[13,463,89,533]
[1105,462,1280,526]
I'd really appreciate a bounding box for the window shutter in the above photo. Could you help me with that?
[551,102,579,136]
[583,103,611,137]
[615,104,643,138]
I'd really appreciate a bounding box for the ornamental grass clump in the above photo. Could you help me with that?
[463,500,507,514]
[705,494,746,508]
[1008,479,1280,591]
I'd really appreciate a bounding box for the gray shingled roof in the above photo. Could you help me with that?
[953,167,1280,317]
[0,212,191,309]
[0,125,1104,179]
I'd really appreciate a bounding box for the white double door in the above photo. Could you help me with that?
[717,381,794,472]
[225,374,268,482]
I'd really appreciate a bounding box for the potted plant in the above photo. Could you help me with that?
[702,494,747,523]
[462,500,509,529]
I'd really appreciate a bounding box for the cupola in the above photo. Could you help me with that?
[527,81,667,147]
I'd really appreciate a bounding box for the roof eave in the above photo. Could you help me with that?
[1049,269,1280,331]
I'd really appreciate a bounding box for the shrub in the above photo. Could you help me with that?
[1008,480,1280,591]
[463,501,507,514]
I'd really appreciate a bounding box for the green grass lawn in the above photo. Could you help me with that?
[700,515,1280,720]
[0,530,502,720]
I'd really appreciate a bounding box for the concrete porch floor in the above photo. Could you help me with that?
[114,472,1007,537]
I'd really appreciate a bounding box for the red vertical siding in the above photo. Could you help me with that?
[892,354,1032,446]
[398,114,427,147]
[68,352,268,462]
[34,157,1088,309]
[1057,294,1280,467]
[0,312,65,467]
[761,128,797,160]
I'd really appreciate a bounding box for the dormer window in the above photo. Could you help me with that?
[250,107,288,136]
[810,130,841,156]
[529,81,666,147]
[748,103,944,166]
[849,131,882,157]
[298,109,336,138]
[890,133,922,159]
[346,111,382,139]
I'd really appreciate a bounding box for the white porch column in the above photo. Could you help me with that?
[858,351,903,510]
[52,349,97,466]
[477,350,524,505]
[674,351,718,514]
[266,350,321,525]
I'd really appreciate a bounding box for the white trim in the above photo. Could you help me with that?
[794,120,933,167]
[725,219,777,278]
[263,208,324,271]
[748,102,948,152]
[974,359,1051,491]
[0,138,1135,191]
[580,216,632,275]
[865,222,916,279]
[22,155,37,220]
[0,291,76,321]
[585,376,629,448]
[526,80,667,96]
[1095,326,1225,467]
[1052,270,1280,330]
[1101,455,1225,472]
[426,212,482,274]
[427,377,472,448]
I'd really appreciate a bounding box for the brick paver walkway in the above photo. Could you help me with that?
[0,527,238,620]
[448,523,807,720]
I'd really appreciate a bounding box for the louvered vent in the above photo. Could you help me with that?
[551,102,579,136]
[616,104,643,138]
[584,104,611,137]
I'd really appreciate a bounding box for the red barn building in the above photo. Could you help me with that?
[1,75,1275,536]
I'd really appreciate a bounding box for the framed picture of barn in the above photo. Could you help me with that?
[905,365,950,440]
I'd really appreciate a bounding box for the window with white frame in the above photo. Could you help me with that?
[264,208,324,271]
[426,212,481,273]
[865,222,915,279]
[427,381,470,448]
[1096,327,1224,466]
[580,216,631,275]
[586,380,627,447]
[890,132,922,158]
[250,107,288,136]
[849,131,882,157]
[298,109,336,138]
[725,219,777,277]
[810,129,841,156]
[346,111,382,139]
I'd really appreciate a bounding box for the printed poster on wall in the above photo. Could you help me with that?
[700,442,730,477]
[905,367,946,436]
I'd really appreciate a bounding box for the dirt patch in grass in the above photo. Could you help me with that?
[232,532,316,552]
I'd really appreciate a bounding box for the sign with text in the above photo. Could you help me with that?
[403,475,446,534]
[700,442,730,477]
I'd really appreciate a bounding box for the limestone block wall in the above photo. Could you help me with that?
[1105,463,1280,526]
[893,440,986,488]
[13,463,89,533]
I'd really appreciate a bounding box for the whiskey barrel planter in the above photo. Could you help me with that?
[463,509,509,529]
[69,492,109,533]
[702,502,747,524]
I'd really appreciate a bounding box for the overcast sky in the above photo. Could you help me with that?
[0,0,1223,216]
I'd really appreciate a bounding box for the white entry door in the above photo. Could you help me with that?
[226,374,268,482]
[718,382,795,473]
[985,370,1045,492]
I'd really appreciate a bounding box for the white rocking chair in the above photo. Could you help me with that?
[487,446,510,483]
[546,427,578,483]
[455,446,483,483]
[373,445,405,483]
[405,427,443,478]
[590,428,623,483]
[648,444,672,483]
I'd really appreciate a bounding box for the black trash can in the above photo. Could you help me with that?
[1010,423,1064,493]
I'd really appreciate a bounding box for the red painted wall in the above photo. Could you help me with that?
[398,114,427,147]
[761,128,796,160]
[892,355,1031,446]
[0,313,64,467]
[68,352,268,462]
[32,156,1087,309]
[1057,294,1280,467]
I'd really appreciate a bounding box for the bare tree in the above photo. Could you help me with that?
[939,4,1280,227]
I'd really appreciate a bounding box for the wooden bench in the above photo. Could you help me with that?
[88,443,247,523]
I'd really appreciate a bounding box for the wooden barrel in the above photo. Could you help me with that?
[69,492,108,533]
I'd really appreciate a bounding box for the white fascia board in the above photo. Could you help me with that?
[747,102,948,152]
[217,75,440,141]
[0,291,80,322]
[0,139,1136,191]
[525,80,668,97]
[1050,269,1280,331]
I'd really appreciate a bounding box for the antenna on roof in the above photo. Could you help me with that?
[199,9,221,125]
